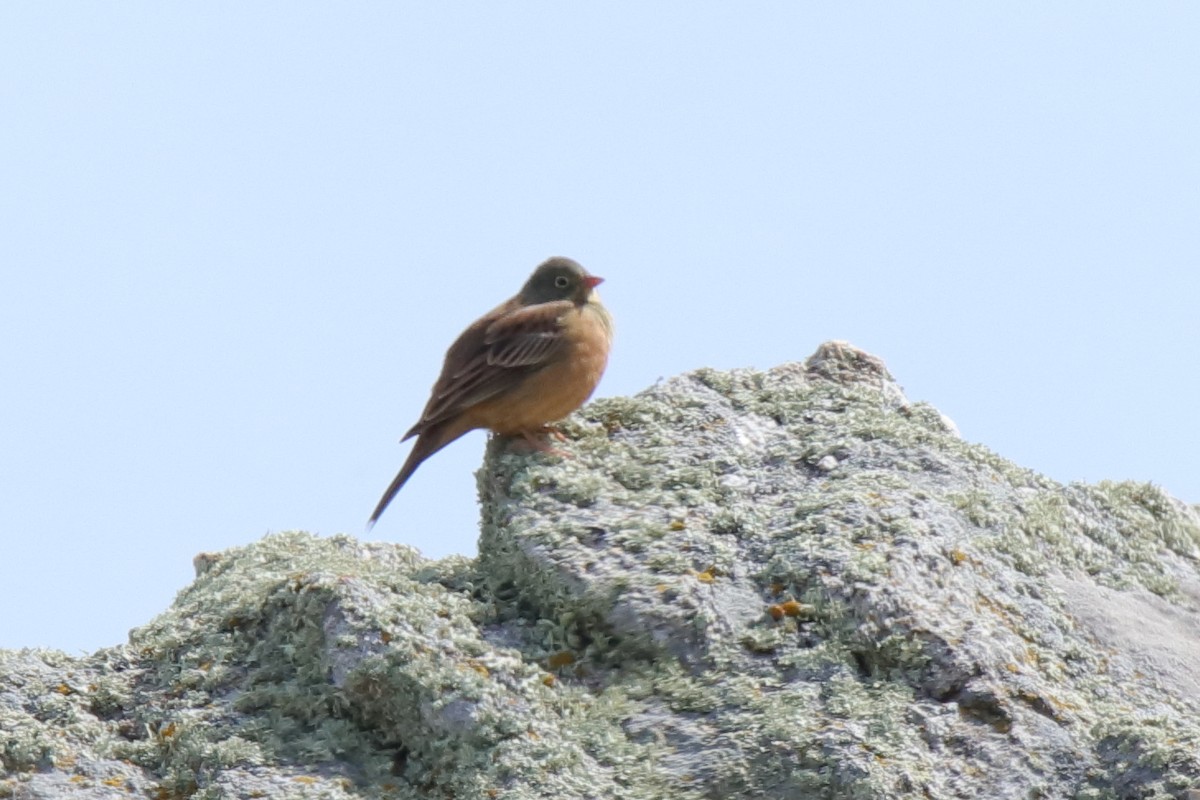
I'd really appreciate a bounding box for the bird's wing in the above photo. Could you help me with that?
[483,299,575,366]
[405,299,574,437]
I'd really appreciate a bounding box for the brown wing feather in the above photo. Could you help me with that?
[403,299,573,438]
[485,300,573,366]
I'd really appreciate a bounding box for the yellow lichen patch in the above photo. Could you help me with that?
[102,777,126,788]
[973,593,1019,631]
[780,600,811,618]
[542,674,556,687]
[767,604,786,621]
[1050,693,1083,713]
[656,583,669,592]
[70,776,88,784]
[547,651,576,669]
[1015,689,1063,722]
[948,549,969,565]
[467,662,490,678]
[292,776,318,785]
[55,683,74,695]
[154,782,199,800]
[693,569,716,584]
[669,519,686,531]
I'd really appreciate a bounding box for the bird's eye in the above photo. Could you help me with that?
[554,275,570,289]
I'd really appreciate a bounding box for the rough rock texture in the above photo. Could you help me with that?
[4,341,1200,800]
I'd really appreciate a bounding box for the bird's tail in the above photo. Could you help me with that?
[366,425,460,529]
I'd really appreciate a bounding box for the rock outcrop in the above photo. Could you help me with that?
[4,342,1200,799]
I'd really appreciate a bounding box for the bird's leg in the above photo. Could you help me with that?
[540,424,569,443]
[510,427,571,458]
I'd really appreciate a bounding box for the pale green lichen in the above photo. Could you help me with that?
[5,346,1200,799]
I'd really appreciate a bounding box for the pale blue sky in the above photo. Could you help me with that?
[2,4,1197,652]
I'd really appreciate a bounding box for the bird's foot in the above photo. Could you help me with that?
[510,426,572,458]
[541,424,570,443]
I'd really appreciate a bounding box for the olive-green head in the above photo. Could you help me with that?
[518,257,603,305]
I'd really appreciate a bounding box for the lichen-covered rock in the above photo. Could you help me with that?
[3,342,1199,799]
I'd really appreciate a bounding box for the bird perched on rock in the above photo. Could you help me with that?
[367,256,613,528]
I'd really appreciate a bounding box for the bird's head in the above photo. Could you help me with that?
[518,257,603,306]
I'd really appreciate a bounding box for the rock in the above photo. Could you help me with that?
[3,342,1199,799]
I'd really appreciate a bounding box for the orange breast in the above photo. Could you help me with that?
[468,301,612,435]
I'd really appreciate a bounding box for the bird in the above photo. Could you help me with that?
[367,256,613,528]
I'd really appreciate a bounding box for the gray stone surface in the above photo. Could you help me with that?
[3,341,1199,799]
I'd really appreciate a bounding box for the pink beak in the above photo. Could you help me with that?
[583,275,604,289]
